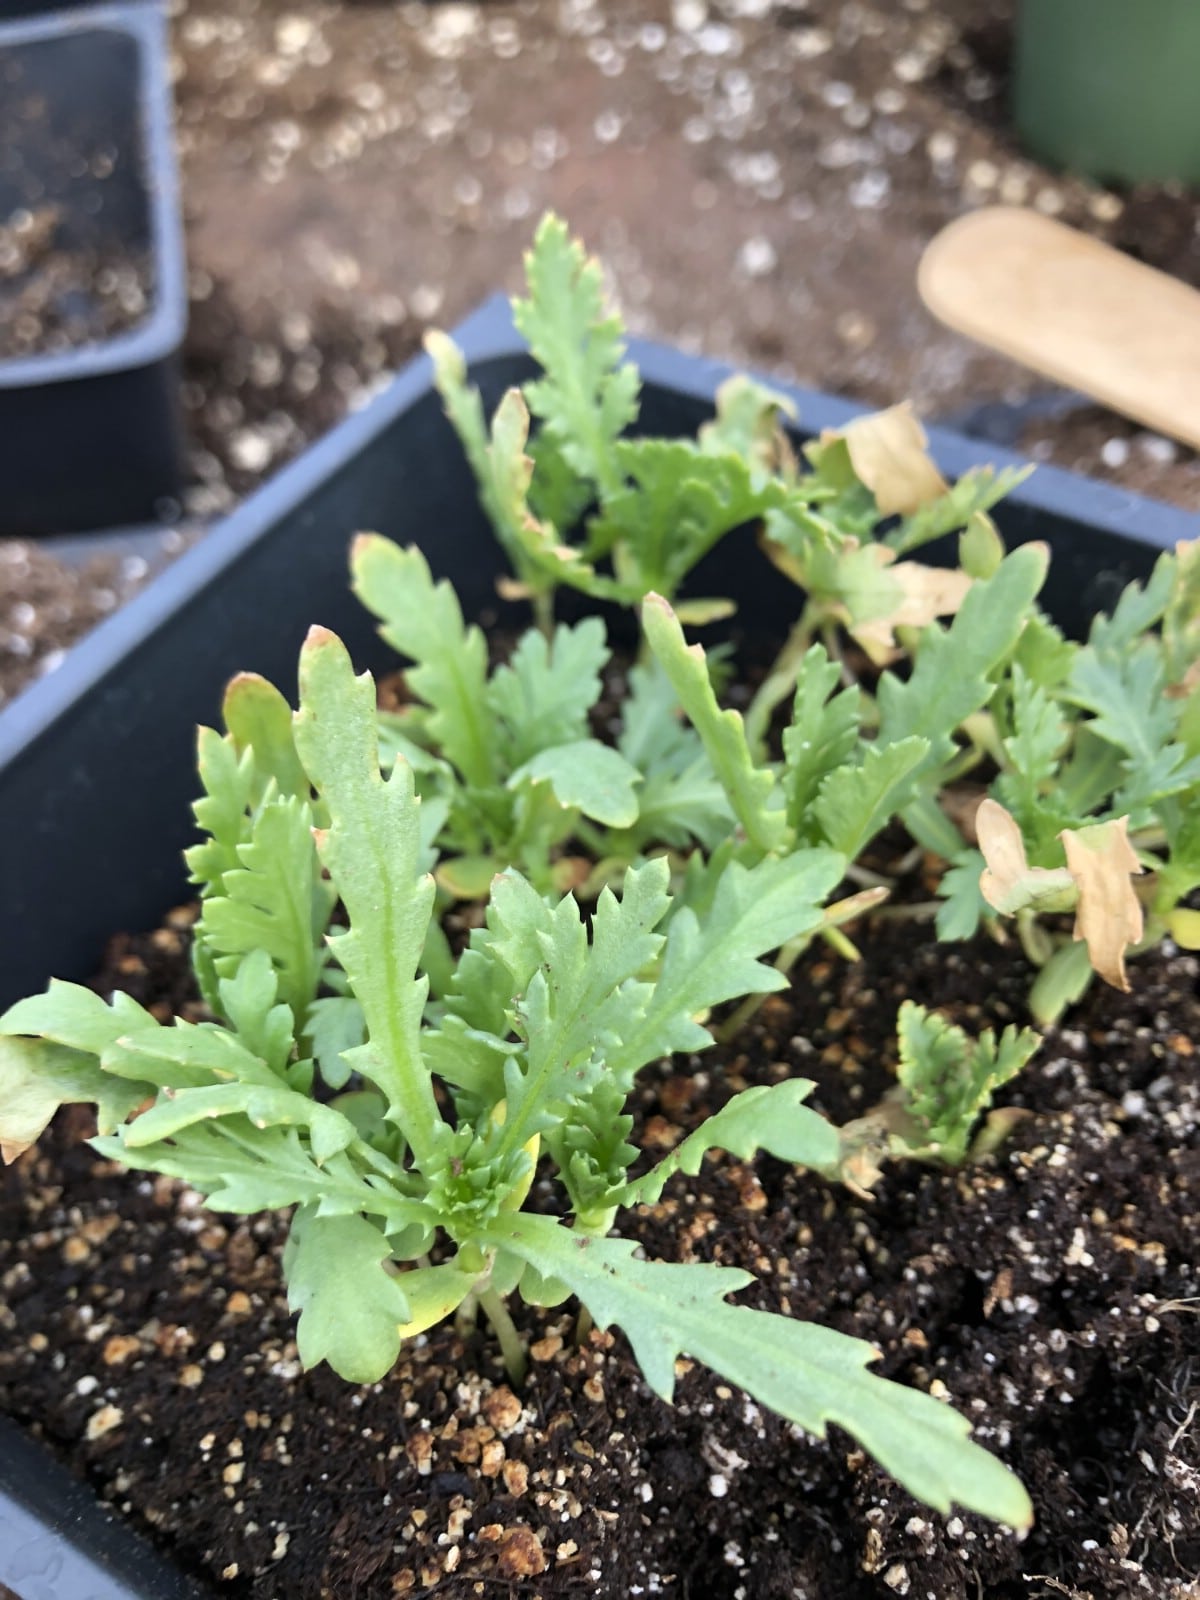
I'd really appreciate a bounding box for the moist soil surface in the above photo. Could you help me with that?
[2,888,1197,1600]
[5,0,1200,705]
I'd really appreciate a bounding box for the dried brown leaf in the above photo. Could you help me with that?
[1059,818,1145,991]
[851,553,973,656]
[977,799,1074,915]
[840,402,948,517]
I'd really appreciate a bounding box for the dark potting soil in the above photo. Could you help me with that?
[1,883,1198,1600]
[0,204,154,360]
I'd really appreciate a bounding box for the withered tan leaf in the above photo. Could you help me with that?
[1059,818,1145,992]
[840,402,949,517]
[977,799,1074,916]
[851,552,973,657]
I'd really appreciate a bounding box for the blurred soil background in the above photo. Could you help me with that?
[4,0,1200,706]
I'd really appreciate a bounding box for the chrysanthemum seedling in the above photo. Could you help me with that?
[0,627,1031,1530]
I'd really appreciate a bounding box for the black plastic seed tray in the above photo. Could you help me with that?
[0,298,1195,1598]
[0,1,186,537]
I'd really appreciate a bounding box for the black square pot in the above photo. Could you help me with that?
[0,1,186,536]
[0,300,1192,1597]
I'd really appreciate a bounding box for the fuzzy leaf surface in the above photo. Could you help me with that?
[196,794,333,1028]
[588,438,788,598]
[488,860,671,1151]
[488,619,608,767]
[897,1001,1040,1162]
[0,1037,154,1162]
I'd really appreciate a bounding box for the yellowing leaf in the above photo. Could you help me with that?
[977,799,1074,915]
[851,549,973,658]
[1168,907,1200,950]
[1059,818,1145,991]
[839,402,948,517]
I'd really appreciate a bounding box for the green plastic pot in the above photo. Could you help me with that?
[1014,0,1200,185]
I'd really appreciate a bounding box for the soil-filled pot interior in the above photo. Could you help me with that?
[1,306,1197,1600]
[1,821,1197,1600]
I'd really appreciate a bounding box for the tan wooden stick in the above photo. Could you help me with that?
[919,206,1200,451]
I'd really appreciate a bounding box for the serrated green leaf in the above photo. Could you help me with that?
[935,851,989,941]
[93,1120,433,1226]
[196,793,333,1028]
[875,544,1049,766]
[304,995,366,1091]
[995,664,1069,838]
[887,466,1031,556]
[488,859,671,1153]
[1012,609,1075,690]
[588,437,787,600]
[782,646,863,834]
[185,727,257,898]
[215,948,295,1077]
[526,427,594,534]
[626,764,735,852]
[284,1207,414,1383]
[426,331,572,596]
[350,537,497,788]
[1088,552,1175,657]
[222,672,310,804]
[293,628,444,1167]
[814,736,929,860]
[488,618,608,768]
[1,981,158,1057]
[642,593,788,856]
[608,850,843,1081]
[896,1001,1038,1163]
[481,1212,1032,1527]
[510,738,641,828]
[512,213,640,500]
[615,1080,838,1207]
[124,1082,355,1164]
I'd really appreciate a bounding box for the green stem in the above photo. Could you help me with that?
[479,1287,528,1387]
[532,585,556,640]
[744,603,817,754]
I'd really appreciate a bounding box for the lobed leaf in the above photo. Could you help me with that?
[512,213,640,500]
[0,1036,154,1163]
[488,618,608,767]
[607,850,844,1082]
[350,537,497,788]
[284,1207,415,1384]
[292,628,444,1166]
[614,1079,839,1208]
[642,593,788,856]
[509,739,641,829]
[481,1212,1032,1528]
[488,860,671,1152]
